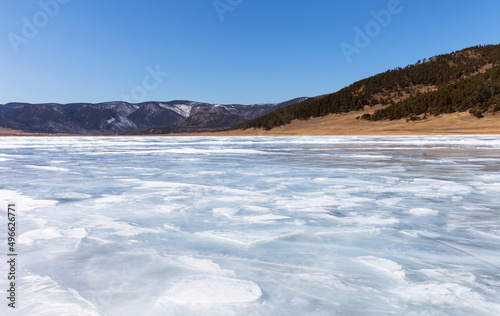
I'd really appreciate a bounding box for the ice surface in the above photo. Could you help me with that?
[18,227,88,246]
[18,274,101,316]
[1,135,500,315]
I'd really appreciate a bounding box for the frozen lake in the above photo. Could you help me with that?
[1,135,500,315]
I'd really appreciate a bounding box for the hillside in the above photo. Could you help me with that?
[233,44,500,131]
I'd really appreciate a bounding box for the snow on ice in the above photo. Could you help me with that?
[0,135,499,315]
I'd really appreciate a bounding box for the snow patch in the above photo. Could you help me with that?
[19,227,88,246]
[162,276,262,303]
[0,190,59,212]
[26,165,69,172]
[159,103,194,117]
[357,256,406,281]
[407,208,439,216]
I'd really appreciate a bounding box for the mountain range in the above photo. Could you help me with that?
[0,98,307,134]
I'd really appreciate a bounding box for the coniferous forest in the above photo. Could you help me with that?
[233,44,500,131]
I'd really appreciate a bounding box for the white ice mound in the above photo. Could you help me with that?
[407,208,439,216]
[163,276,262,303]
[357,256,406,281]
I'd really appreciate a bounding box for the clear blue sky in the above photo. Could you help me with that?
[1,0,499,105]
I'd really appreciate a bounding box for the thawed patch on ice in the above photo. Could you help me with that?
[161,276,262,303]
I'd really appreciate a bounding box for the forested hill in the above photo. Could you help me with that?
[233,44,500,131]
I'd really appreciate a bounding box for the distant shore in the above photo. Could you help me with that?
[180,111,500,136]
[1,111,499,137]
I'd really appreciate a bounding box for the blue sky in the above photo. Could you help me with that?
[1,0,499,105]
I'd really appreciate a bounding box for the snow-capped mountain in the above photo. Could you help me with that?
[0,98,308,134]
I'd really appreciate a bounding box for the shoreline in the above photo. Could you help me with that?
[1,111,499,137]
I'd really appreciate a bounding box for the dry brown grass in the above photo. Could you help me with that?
[0,127,26,135]
[184,110,500,136]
